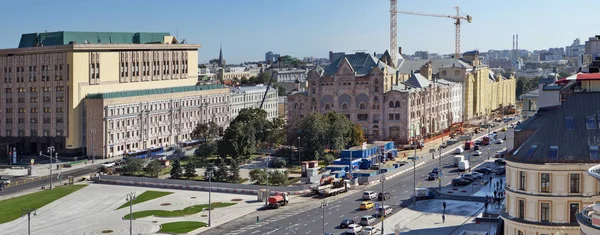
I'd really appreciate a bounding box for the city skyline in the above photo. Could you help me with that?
[1,0,597,63]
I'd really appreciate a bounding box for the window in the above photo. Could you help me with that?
[30,118,37,123]
[31,108,38,113]
[395,101,400,107]
[18,118,24,124]
[324,103,331,110]
[5,118,12,124]
[342,103,348,110]
[570,173,580,193]
[525,145,538,157]
[538,173,551,193]
[389,101,394,108]
[43,118,50,123]
[359,103,366,110]
[6,108,12,113]
[395,113,400,120]
[442,70,447,76]
[518,200,525,219]
[18,108,25,113]
[519,171,526,190]
[389,114,394,120]
[565,116,575,130]
[56,130,63,136]
[570,203,579,223]
[540,202,550,222]
[57,118,64,123]
[30,97,38,103]
[549,146,559,159]
[357,114,368,121]
[587,116,596,129]
[56,108,64,113]
[591,146,600,160]
[18,97,25,103]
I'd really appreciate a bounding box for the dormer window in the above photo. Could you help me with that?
[586,116,596,129]
[590,146,600,160]
[525,145,538,158]
[565,116,575,130]
[549,146,559,159]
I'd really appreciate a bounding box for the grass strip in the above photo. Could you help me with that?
[116,190,173,210]
[159,221,207,234]
[123,202,236,219]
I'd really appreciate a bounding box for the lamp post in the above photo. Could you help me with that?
[207,170,213,227]
[21,208,37,235]
[264,155,269,206]
[47,146,55,190]
[90,129,96,164]
[321,199,328,235]
[438,146,442,189]
[126,192,136,235]
[409,153,419,205]
[380,174,386,235]
[297,136,301,166]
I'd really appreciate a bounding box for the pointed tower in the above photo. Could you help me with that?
[218,44,224,67]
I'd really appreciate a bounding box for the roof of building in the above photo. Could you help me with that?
[507,92,600,164]
[19,31,171,48]
[86,84,224,100]
[404,72,431,88]
[230,84,276,94]
[397,58,472,74]
[323,52,395,77]
[519,88,540,99]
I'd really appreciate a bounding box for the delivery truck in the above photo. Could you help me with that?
[453,155,465,167]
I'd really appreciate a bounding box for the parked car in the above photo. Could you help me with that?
[362,226,380,235]
[427,173,438,181]
[495,159,506,165]
[377,205,393,217]
[495,139,504,144]
[461,174,477,182]
[473,150,482,156]
[362,191,377,200]
[359,215,376,226]
[494,167,506,175]
[0,176,10,185]
[102,162,116,168]
[471,172,484,179]
[452,178,471,186]
[431,168,440,174]
[359,201,374,210]
[455,147,464,154]
[377,192,391,201]
[346,224,363,234]
[340,219,355,228]
[474,167,493,174]
[474,140,482,146]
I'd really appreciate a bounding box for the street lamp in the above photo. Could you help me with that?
[126,192,136,235]
[21,208,37,235]
[207,170,213,227]
[297,136,301,166]
[264,155,270,206]
[90,129,97,164]
[408,155,419,205]
[321,199,328,235]
[47,146,55,190]
[380,174,386,235]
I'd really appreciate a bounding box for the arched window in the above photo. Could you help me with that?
[300,103,304,109]
[373,125,379,129]
[359,103,366,110]
[395,101,400,107]
[294,103,298,109]
[389,101,394,108]
[375,79,379,84]
[325,103,331,110]
[342,103,348,110]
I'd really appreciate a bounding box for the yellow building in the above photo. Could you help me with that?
[0,31,232,158]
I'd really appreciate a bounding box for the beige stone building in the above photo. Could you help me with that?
[0,31,231,158]
[287,52,461,144]
[398,51,516,120]
[502,74,600,235]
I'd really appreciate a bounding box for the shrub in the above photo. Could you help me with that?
[270,158,286,168]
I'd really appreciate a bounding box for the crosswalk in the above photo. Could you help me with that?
[225,211,302,235]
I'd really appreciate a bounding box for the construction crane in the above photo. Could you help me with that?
[391,3,472,59]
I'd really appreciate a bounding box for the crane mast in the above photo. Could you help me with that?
[389,0,397,67]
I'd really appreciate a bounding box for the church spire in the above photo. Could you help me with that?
[218,44,224,67]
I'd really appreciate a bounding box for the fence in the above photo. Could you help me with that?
[96,175,312,196]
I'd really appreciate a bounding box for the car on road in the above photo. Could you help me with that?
[346,224,363,234]
[362,226,380,235]
[495,139,504,144]
[494,167,506,175]
[363,191,377,200]
[472,150,482,156]
[339,219,355,228]
[431,168,440,174]
[501,127,507,132]
[474,140,482,146]
[455,147,464,154]
[427,173,438,181]
[495,159,506,165]
[474,167,493,174]
[102,162,116,168]
[0,176,10,185]
[377,192,391,201]
[359,215,376,226]
[452,178,471,186]
[471,172,484,179]
[461,174,477,182]
[359,201,375,210]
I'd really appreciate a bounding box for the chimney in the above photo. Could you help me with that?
[398,47,402,55]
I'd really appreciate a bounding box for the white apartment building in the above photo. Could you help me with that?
[230,85,278,121]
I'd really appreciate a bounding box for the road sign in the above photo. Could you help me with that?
[375,203,380,209]
[417,182,421,187]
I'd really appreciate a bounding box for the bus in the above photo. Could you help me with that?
[125,146,164,159]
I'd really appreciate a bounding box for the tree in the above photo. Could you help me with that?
[320,153,336,165]
[267,117,286,148]
[324,112,353,152]
[218,121,256,160]
[231,108,270,143]
[348,124,366,148]
[268,170,289,186]
[295,113,328,160]
[208,121,220,138]
[199,64,207,68]
[240,77,249,85]
[170,160,183,179]
[191,123,210,141]
[144,160,162,178]
[249,169,267,184]
[209,59,219,65]
[270,158,286,168]
[183,163,197,179]
[122,157,144,175]
[194,141,217,162]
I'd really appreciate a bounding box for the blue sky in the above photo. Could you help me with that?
[0,0,596,63]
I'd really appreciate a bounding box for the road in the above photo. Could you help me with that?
[0,166,100,196]
[210,125,513,235]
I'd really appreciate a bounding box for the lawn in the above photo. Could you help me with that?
[123,202,236,219]
[116,190,173,210]
[159,221,207,234]
[0,185,87,224]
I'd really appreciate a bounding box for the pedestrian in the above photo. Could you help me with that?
[496,181,499,188]
[256,216,260,223]
[494,190,497,198]
[443,201,447,213]
[442,214,445,223]
[500,179,503,187]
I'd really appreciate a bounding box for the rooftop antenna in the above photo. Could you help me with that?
[176,28,179,39]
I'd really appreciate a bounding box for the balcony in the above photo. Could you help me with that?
[588,164,600,181]
[577,205,600,234]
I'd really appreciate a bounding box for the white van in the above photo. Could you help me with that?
[453,155,465,166]
[458,160,470,172]
[455,147,464,154]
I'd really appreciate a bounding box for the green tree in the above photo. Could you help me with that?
[268,170,289,186]
[296,113,328,160]
[208,121,220,138]
[267,117,286,148]
[240,77,249,85]
[199,64,207,68]
[348,124,366,148]
[324,112,353,152]
[320,153,336,165]
[170,160,183,179]
[227,158,241,182]
[204,161,228,182]
[218,121,256,160]
[231,108,270,143]
[191,123,210,141]
[122,157,144,175]
[144,160,162,178]
[249,169,267,184]
[194,141,217,163]
[183,163,197,179]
